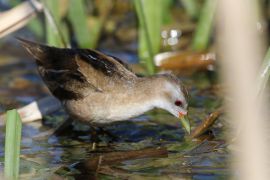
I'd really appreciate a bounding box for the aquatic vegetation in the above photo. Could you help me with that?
[4,110,22,179]
[68,0,92,48]
[180,0,199,19]
[192,0,217,51]
[134,0,163,74]
[43,0,66,47]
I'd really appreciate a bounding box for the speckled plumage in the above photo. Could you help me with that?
[18,38,189,128]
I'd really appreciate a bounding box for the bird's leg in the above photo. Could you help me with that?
[53,117,73,136]
[89,126,118,150]
[96,127,118,142]
[89,126,101,150]
[35,117,73,139]
[89,126,100,141]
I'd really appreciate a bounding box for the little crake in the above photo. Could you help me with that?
[18,38,190,134]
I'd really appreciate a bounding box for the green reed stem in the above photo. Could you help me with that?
[134,0,163,75]
[4,110,22,180]
[192,0,217,51]
[68,0,93,48]
[43,0,67,47]
[180,0,199,19]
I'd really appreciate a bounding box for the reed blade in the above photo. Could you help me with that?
[4,109,22,179]
[134,0,164,75]
[192,0,217,51]
[68,0,93,48]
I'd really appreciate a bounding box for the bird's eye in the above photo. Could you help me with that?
[175,100,182,107]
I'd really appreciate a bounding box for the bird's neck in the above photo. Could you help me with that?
[128,77,165,109]
[104,77,164,120]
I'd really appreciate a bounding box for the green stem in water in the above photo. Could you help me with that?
[192,0,217,51]
[42,0,67,47]
[180,0,199,19]
[134,0,159,75]
[4,110,22,180]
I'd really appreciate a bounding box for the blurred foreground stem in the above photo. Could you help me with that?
[4,110,22,179]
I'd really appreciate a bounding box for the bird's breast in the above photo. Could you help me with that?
[63,92,155,124]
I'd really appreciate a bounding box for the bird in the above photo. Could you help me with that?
[17,38,191,135]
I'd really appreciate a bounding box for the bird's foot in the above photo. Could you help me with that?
[53,117,73,136]
[89,126,118,148]
[97,127,118,142]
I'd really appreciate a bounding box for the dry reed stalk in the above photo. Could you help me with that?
[0,0,43,38]
[217,0,269,179]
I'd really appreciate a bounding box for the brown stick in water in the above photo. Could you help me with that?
[76,147,168,172]
[190,108,224,139]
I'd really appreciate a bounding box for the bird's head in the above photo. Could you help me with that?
[154,73,191,134]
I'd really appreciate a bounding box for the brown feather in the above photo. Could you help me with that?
[17,38,136,100]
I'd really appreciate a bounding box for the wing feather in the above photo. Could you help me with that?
[18,38,137,100]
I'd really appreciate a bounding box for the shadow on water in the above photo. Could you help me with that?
[0,52,229,179]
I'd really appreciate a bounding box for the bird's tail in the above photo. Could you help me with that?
[16,37,48,62]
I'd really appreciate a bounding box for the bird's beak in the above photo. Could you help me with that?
[179,112,191,134]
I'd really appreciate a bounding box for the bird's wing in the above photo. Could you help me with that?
[75,49,137,91]
[18,38,137,100]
